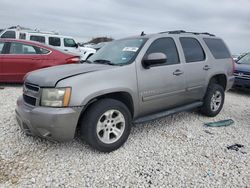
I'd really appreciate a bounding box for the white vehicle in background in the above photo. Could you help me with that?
[80,46,96,60]
[0,26,83,58]
[79,42,110,61]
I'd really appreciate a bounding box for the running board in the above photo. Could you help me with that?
[134,101,203,124]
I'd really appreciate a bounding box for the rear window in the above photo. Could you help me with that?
[203,38,231,59]
[49,37,61,46]
[1,31,16,38]
[180,37,205,63]
[30,35,45,43]
[64,38,77,47]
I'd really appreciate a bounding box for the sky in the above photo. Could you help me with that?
[0,0,249,54]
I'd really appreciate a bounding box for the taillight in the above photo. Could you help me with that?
[229,58,235,76]
[66,57,80,64]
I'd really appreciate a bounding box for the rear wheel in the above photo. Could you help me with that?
[201,83,225,117]
[80,99,132,152]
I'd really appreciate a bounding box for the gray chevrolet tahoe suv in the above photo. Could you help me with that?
[16,30,235,152]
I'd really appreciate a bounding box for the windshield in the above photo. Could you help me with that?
[88,38,147,65]
[238,53,250,65]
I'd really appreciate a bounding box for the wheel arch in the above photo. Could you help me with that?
[208,74,227,90]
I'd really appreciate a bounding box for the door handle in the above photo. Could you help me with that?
[203,65,211,70]
[173,69,184,76]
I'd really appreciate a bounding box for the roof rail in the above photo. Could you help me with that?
[159,30,215,36]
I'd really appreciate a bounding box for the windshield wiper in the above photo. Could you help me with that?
[93,59,117,66]
[81,59,93,64]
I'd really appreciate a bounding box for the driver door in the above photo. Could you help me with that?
[136,37,187,116]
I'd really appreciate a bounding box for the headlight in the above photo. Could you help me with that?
[41,88,71,107]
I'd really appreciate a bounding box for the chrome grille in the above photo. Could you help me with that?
[23,83,40,106]
[234,72,250,80]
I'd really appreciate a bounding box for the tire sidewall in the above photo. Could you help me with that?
[81,99,132,152]
[203,84,225,116]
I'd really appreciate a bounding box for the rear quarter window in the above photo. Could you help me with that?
[203,38,231,59]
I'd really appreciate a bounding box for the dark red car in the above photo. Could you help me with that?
[0,39,80,83]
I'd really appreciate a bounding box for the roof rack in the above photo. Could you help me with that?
[159,30,215,36]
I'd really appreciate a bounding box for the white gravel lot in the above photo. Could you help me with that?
[0,85,249,187]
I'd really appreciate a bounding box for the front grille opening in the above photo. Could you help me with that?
[23,94,36,106]
[25,83,40,92]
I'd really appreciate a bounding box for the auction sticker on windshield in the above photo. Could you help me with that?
[122,47,139,52]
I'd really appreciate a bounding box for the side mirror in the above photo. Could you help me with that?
[142,52,167,69]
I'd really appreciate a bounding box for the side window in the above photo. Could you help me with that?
[180,37,205,63]
[9,42,38,54]
[146,37,179,65]
[0,42,5,54]
[64,38,77,47]
[1,31,16,39]
[203,38,231,59]
[19,33,26,40]
[38,47,50,54]
[30,35,46,43]
[49,37,61,46]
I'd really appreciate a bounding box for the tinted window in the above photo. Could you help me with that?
[64,38,77,47]
[146,37,179,65]
[180,37,205,63]
[19,33,26,40]
[9,42,38,54]
[0,42,4,54]
[30,35,45,43]
[49,37,61,46]
[1,31,16,38]
[204,38,231,59]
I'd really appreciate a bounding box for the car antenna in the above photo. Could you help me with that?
[141,31,145,36]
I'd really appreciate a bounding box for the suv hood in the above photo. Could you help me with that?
[25,64,114,87]
[235,63,250,73]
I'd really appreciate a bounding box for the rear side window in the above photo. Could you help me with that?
[203,38,231,59]
[64,38,77,47]
[39,48,50,54]
[9,42,38,54]
[0,42,4,54]
[19,33,26,40]
[1,31,16,38]
[49,37,61,46]
[180,37,205,63]
[30,35,46,43]
[146,37,179,65]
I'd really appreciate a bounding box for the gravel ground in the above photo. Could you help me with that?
[0,85,249,187]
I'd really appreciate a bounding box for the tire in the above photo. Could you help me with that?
[201,83,225,117]
[80,99,132,152]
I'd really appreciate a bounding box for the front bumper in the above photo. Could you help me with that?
[15,96,83,141]
[233,77,250,90]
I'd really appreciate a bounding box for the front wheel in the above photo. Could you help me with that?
[80,99,132,152]
[201,83,225,117]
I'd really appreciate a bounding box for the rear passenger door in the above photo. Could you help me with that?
[2,42,42,82]
[179,37,208,101]
[137,37,187,116]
